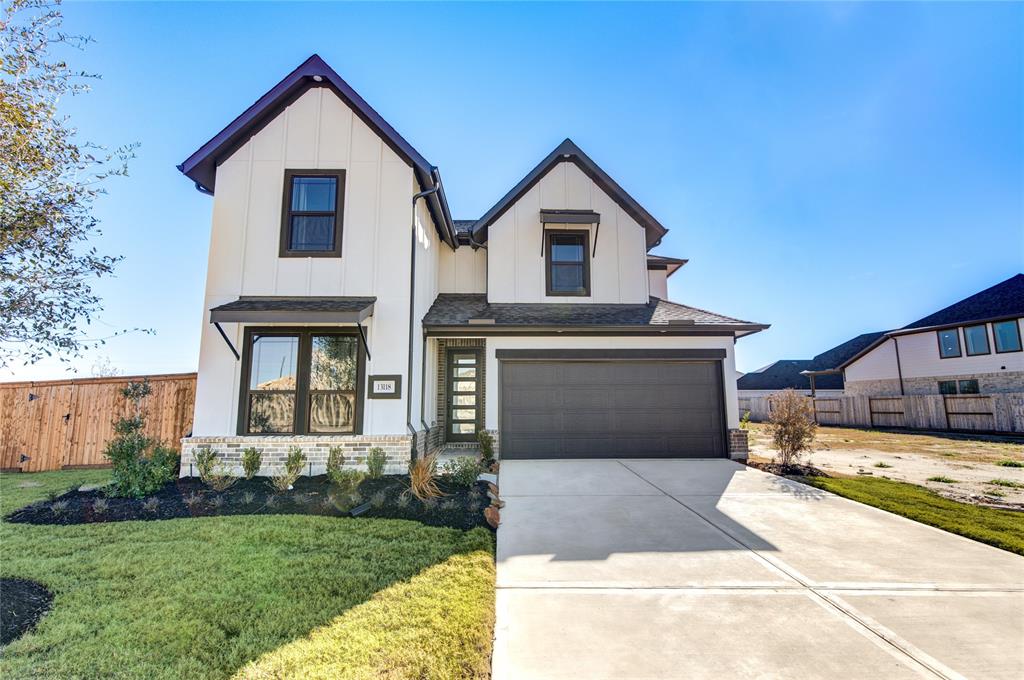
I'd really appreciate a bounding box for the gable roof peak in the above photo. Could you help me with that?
[470,137,669,249]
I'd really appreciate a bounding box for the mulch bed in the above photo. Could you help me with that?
[746,460,829,478]
[4,475,492,532]
[1,578,53,646]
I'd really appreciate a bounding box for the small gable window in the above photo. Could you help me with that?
[280,170,344,257]
[546,230,590,296]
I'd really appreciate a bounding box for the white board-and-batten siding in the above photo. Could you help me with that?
[193,88,423,436]
[485,161,650,304]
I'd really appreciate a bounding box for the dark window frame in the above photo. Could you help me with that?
[936,328,962,359]
[963,324,991,356]
[545,229,591,297]
[237,326,365,436]
[445,348,483,443]
[279,169,345,258]
[958,379,980,395]
[938,380,958,395]
[993,319,1023,354]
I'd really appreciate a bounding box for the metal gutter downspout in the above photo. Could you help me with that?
[408,178,440,461]
[893,336,905,396]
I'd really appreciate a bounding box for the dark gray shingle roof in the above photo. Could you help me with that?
[422,294,764,329]
[737,360,844,391]
[902,274,1024,329]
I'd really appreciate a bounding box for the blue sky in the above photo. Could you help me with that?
[4,1,1022,380]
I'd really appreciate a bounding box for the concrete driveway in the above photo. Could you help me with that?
[492,459,1024,680]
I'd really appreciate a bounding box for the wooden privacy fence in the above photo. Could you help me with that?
[738,392,1024,434]
[0,373,196,472]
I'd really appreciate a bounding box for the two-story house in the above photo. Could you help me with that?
[176,55,767,474]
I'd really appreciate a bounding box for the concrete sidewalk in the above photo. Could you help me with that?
[492,459,1024,680]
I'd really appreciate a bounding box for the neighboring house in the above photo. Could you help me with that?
[175,55,767,473]
[737,332,884,397]
[805,274,1023,397]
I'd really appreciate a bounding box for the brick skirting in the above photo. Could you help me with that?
[179,434,413,478]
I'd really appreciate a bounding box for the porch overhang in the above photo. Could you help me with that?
[209,296,376,324]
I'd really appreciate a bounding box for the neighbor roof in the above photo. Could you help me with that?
[422,294,766,335]
[177,54,455,246]
[902,273,1024,330]
[469,139,669,250]
[833,273,1024,370]
[737,360,844,391]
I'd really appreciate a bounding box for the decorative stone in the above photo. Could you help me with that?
[477,472,497,485]
[484,505,500,528]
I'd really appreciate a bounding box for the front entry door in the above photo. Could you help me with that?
[446,349,482,442]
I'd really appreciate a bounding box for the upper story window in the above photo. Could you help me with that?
[280,170,344,257]
[993,320,1022,353]
[963,324,990,356]
[546,230,590,296]
[936,328,961,359]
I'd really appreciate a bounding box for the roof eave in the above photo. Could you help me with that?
[423,323,768,336]
[469,138,669,250]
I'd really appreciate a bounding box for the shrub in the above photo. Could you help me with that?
[194,447,237,492]
[270,446,306,492]
[408,455,443,500]
[50,500,69,516]
[370,491,388,508]
[141,497,160,513]
[326,446,346,483]
[739,410,752,430]
[767,389,817,469]
[241,491,257,505]
[366,447,387,479]
[442,456,482,488]
[92,498,109,515]
[928,476,958,484]
[183,493,202,510]
[104,380,179,498]
[477,430,496,469]
[989,478,1024,489]
[242,447,262,479]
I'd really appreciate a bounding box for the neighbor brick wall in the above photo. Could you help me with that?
[846,371,1024,397]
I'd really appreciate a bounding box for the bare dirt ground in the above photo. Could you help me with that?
[748,423,1024,509]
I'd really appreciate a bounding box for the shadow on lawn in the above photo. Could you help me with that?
[0,470,495,680]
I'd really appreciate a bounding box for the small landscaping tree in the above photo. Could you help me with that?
[241,447,262,480]
[104,380,178,498]
[477,430,496,470]
[366,447,387,479]
[326,446,346,482]
[767,389,817,470]
[194,447,237,492]
[270,446,306,492]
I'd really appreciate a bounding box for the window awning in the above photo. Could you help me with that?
[209,296,376,324]
[539,209,600,224]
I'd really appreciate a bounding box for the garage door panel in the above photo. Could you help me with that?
[501,360,726,459]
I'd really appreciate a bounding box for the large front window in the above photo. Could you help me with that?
[241,329,363,435]
[546,230,590,296]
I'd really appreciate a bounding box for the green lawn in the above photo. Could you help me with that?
[0,470,495,680]
[803,475,1024,556]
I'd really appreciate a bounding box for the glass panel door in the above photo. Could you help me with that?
[447,350,481,442]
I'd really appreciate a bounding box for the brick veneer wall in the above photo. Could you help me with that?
[727,428,749,462]
[180,435,412,478]
[846,371,1024,397]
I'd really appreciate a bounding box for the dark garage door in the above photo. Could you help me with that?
[500,359,726,459]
